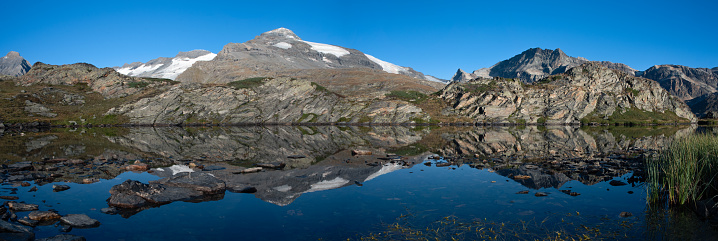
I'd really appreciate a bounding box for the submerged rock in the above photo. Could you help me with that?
[0,219,33,233]
[36,234,86,241]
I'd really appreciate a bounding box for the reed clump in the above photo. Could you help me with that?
[648,134,718,206]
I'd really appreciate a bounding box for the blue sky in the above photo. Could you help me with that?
[2,0,716,79]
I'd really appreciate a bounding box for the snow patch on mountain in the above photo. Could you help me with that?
[116,63,162,76]
[301,40,350,57]
[158,53,216,79]
[115,51,216,80]
[273,42,292,49]
[365,54,408,74]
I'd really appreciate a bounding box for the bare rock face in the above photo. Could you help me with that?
[16,62,170,99]
[175,28,444,95]
[642,64,718,101]
[440,63,696,124]
[452,48,638,83]
[0,51,31,77]
[107,77,431,125]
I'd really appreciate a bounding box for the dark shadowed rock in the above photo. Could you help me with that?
[36,234,86,241]
[0,231,34,241]
[150,172,226,194]
[609,180,627,186]
[52,185,71,192]
[108,180,203,205]
[60,214,99,228]
[256,163,285,169]
[0,219,33,233]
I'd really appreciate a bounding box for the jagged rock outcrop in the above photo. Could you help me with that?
[175,28,444,96]
[642,65,718,101]
[107,77,431,124]
[114,50,217,80]
[16,62,170,98]
[0,51,31,77]
[440,63,696,124]
[452,48,637,83]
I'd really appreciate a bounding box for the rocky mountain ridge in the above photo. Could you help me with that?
[642,64,718,101]
[440,63,696,124]
[114,50,217,80]
[452,48,638,83]
[15,62,170,99]
[0,51,31,77]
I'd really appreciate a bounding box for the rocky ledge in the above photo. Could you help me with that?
[440,63,696,124]
[107,77,430,125]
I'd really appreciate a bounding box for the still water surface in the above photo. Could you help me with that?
[0,125,716,240]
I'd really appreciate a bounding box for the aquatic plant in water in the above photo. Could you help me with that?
[647,134,718,206]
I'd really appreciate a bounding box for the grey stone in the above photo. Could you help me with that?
[60,214,99,228]
[150,172,226,194]
[8,202,38,211]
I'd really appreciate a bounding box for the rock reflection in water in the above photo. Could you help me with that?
[436,125,696,189]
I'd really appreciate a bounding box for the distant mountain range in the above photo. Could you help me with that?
[114,50,217,80]
[0,51,31,77]
[2,29,717,119]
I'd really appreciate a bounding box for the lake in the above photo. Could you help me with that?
[0,125,716,240]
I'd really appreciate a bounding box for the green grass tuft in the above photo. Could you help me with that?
[648,134,718,206]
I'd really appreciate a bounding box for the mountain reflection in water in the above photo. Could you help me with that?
[0,125,712,240]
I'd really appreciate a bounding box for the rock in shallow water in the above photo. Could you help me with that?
[0,219,33,233]
[60,214,100,228]
[28,211,61,221]
[8,202,38,211]
[52,185,71,192]
[150,172,226,194]
[36,234,86,241]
